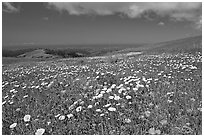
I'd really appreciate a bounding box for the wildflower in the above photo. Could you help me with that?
[198,108,202,111]
[110,84,116,89]
[155,129,161,134]
[114,95,120,100]
[23,114,31,122]
[160,119,168,125]
[167,100,173,103]
[76,106,82,112]
[116,103,121,106]
[100,113,105,117]
[139,115,144,119]
[96,109,101,112]
[145,110,151,117]
[9,123,17,129]
[149,102,154,107]
[87,105,93,108]
[127,87,130,90]
[59,115,65,120]
[97,94,103,98]
[10,89,15,93]
[133,87,138,91]
[9,101,14,105]
[2,101,6,105]
[67,114,74,119]
[190,98,195,102]
[109,96,114,99]
[55,114,60,118]
[35,128,45,135]
[16,108,21,111]
[106,88,112,93]
[126,95,132,99]
[124,118,131,123]
[148,127,156,135]
[61,90,66,93]
[104,104,111,107]
[108,107,116,112]
[23,95,28,98]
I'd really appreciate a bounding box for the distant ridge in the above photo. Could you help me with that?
[149,35,202,53]
[109,35,201,55]
[17,49,59,59]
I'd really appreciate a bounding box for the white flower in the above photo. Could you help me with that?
[155,129,161,134]
[96,109,101,112]
[198,108,202,111]
[160,119,168,125]
[61,90,66,93]
[9,123,17,128]
[104,104,111,107]
[67,114,74,119]
[133,87,138,91]
[167,100,173,103]
[23,95,28,98]
[111,84,116,89]
[24,115,31,122]
[97,94,103,98]
[114,95,120,100]
[126,95,132,99]
[55,114,60,118]
[100,113,105,117]
[16,108,21,111]
[145,111,151,117]
[59,115,65,120]
[106,88,112,93]
[35,128,45,135]
[87,105,93,108]
[108,107,116,112]
[118,87,126,93]
[148,128,156,135]
[76,106,82,112]
[124,118,131,123]
[109,96,114,99]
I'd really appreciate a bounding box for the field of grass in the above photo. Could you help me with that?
[2,51,202,135]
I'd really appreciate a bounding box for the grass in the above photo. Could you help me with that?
[2,51,202,135]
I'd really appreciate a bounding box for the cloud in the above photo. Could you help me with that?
[47,2,201,30]
[43,17,49,21]
[47,3,126,16]
[47,2,201,20]
[195,15,202,30]
[3,2,20,13]
[158,22,165,26]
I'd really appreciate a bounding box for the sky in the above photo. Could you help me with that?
[2,2,202,46]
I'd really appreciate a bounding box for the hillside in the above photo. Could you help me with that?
[107,35,201,55]
[148,35,202,53]
[2,35,202,65]
[17,49,59,59]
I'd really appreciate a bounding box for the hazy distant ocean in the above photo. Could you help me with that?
[3,43,145,50]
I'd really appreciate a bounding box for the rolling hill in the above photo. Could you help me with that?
[2,35,202,64]
[147,35,202,53]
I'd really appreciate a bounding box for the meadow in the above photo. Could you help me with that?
[2,51,202,135]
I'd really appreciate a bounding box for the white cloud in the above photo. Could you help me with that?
[47,2,201,31]
[195,15,202,30]
[47,2,201,22]
[158,22,165,26]
[3,2,20,13]
[43,17,49,21]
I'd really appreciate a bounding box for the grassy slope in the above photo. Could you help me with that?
[2,36,202,135]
